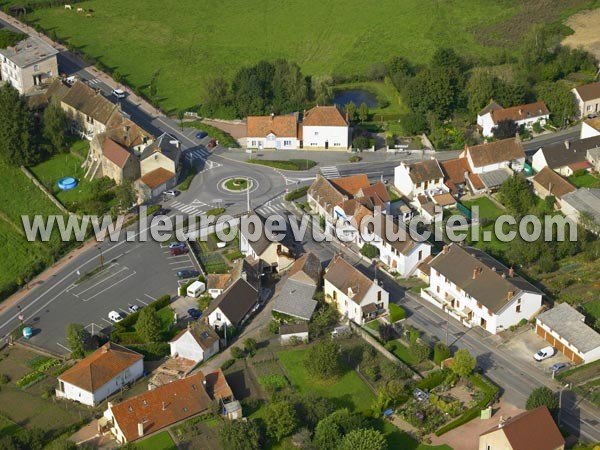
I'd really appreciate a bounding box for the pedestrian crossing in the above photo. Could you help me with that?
[185,148,223,170]
[256,202,287,216]
[169,200,213,216]
[87,78,101,86]
[320,166,341,179]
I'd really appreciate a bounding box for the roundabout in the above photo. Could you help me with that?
[219,176,259,194]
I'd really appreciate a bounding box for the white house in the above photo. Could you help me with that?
[205,278,258,330]
[572,82,600,119]
[394,159,445,200]
[531,136,600,176]
[536,303,600,364]
[581,117,600,139]
[323,255,389,324]
[421,244,543,334]
[240,212,294,271]
[462,138,526,175]
[246,114,299,149]
[0,36,58,94]
[170,322,220,363]
[477,100,549,137]
[302,106,350,149]
[56,343,144,407]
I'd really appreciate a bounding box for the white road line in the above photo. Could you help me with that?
[56,342,71,352]
[172,265,194,271]
[82,271,137,302]
[72,267,129,297]
[144,294,156,301]
[101,318,112,325]
[119,308,129,315]
[170,261,194,267]
[136,298,149,305]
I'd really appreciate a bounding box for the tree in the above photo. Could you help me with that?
[243,338,257,356]
[526,386,559,413]
[219,419,261,450]
[498,175,535,217]
[403,68,455,120]
[43,103,68,153]
[264,401,298,441]
[360,243,379,258]
[294,393,336,428]
[352,136,370,150]
[66,323,85,359]
[0,85,40,166]
[378,323,395,343]
[492,119,518,140]
[115,182,136,210]
[200,76,232,117]
[358,102,369,123]
[345,101,357,122]
[387,56,414,90]
[466,71,497,115]
[433,343,451,365]
[338,428,387,450]
[450,348,476,378]
[535,80,577,127]
[136,307,162,342]
[304,340,342,379]
[409,341,430,363]
[400,112,427,135]
[314,409,365,450]
[230,346,244,359]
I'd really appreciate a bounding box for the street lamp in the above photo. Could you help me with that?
[97,245,105,268]
[558,383,570,427]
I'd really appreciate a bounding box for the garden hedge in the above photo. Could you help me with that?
[284,186,309,201]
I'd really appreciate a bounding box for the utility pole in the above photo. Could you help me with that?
[558,383,570,427]
[246,177,251,214]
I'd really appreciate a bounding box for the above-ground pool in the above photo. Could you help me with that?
[57,177,78,191]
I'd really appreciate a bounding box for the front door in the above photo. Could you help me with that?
[325,140,329,149]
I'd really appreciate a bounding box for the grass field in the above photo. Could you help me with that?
[568,172,600,188]
[135,431,177,450]
[18,0,581,113]
[461,196,504,220]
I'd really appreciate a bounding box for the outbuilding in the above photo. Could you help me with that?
[280,323,309,345]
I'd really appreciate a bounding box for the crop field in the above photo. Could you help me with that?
[17,0,593,112]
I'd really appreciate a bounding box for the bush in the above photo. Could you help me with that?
[221,359,236,370]
[284,185,309,201]
[182,121,240,148]
[16,371,46,388]
[259,374,288,393]
[433,343,451,365]
[415,370,448,391]
[349,156,362,163]
[179,167,197,191]
[230,346,244,359]
[248,159,316,171]
[0,374,9,384]
[389,304,406,322]
[409,341,431,363]
[360,243,379,259]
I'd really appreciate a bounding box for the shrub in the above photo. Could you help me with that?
[0,374,9,384]
[16,371,46,388]
[179,167,197,191]
[433,343,451,365]
[230,346,244,359]
[415,370,449,391]
[221,359,236,370]
[360,243,379,259]
[349,156,362,163]
[389,303,406,322]
[285,185,309,201]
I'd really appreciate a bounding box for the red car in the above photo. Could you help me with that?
[171,247,189,256]
[207,139,217,148]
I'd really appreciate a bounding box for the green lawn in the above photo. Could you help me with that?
[386,340,420,367]
[582,300,600,321]
[21,0,564,112]
[568,172,600,188]
[277,348,375,413]
[461,196,504,220]
[135,431,177,450]
[333,79,409,118]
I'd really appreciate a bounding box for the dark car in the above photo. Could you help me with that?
[195,131,208,139]
[168,242,186,249]
[177,270,200,279]
[187,308,202,320]
[128,304,141,313]
[588,113,598,120]
[153,208,170,217]
[207,139,217,148]
[171,247,189,256]
[550,362,569,373]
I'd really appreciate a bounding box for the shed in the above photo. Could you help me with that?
[280,323,309,345]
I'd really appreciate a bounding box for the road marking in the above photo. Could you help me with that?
[119,308,129,315]
[56,342,71,352]
[320,166,341,179]
[136,298,149,305]
[82,271,137,302]
[101,318,112,325]
[144,294,156,301]
[72,266,129,297]
[171,263,194,270]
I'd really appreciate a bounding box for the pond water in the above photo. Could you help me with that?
[333,89,378,109]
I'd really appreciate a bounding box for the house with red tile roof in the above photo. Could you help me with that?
[302,106,350,149]
[478,406,564,450]
[477,100,549,137]
[246,114,300,149]
[56,342,144,407]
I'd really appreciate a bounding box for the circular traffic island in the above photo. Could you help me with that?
[224,178,250,191]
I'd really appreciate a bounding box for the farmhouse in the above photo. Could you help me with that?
[422,244,543,334]
[56,343,144,407]
[536,303,600,364]
[477,100,549,137]
[531,137,600,175]
[302,105,350,149]
[394,159,445,200]
[572,81,600,119]
[169,322,220,363]
[0,36,58,95]
[205,278,259,330]
[531,167,576,207]
[246,114,300,149]
[324,255,389,324]
[479,406,564,450]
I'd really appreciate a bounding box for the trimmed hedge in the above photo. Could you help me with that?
[221,359,236,370]
[435,372,499,436]
[284,186,309,201]
[115,294,171,330]
[414,369,448,391]
[179,167,197,191]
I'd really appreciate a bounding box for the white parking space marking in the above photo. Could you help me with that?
[71,266,129,298]
[56,342,71,352]
[136,298,149,305]
[144,294,156,301]
[101,318,112,325]
[82,270,137,302]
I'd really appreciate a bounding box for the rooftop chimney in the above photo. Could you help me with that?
[442,245,448,254]
[162,401,166,411]
[498,416,506,428]
[507,291,514,301]
[564,140,570,150]
[472,268,478,280]
[345,110,349,122]
[138,423,144,437]
[241,271,247,281]
[347,287,355,297]
[518,109,523,115]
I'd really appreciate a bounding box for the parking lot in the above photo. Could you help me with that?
[501,328,571,376]
[25,239,200,355]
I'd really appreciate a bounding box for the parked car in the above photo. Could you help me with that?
[171,247,189,256]
[128,304,140,313]
[168,242,186,249]
[177,270,200,279]
[588,113,598,119]
[195,131,208,139]
[187,308,202,320]
[163,190,180,198]
[108,310,123,323]
[153,208,170,217]
[207,139,217,148]
[534,346,556,361]
[112,88,126,99]
[550,362,569,373]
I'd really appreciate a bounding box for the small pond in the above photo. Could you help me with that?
[333,89,378,109]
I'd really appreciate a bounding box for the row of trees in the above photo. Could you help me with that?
[0,85,68,166]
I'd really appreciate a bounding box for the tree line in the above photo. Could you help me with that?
[0,84,68,167]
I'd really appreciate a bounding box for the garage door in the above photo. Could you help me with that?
[536,324,584,364]
[536,324,546,339]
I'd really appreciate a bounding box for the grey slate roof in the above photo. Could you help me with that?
[478,167,512,189]
[537,303,600,354]
[537,136,600,169]
[561,188,600,227]
[208,278,258,326]
[140,132,180,162]
[272,279,318,321]
[0,36,57,68]
[280,322,309,335]
[429,244,541,313]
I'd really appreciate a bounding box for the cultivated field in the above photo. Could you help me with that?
[563,6,600,61]
[19,0,593,112]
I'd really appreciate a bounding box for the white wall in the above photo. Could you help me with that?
[302,125,349,149]
[531,149,548,173]
[0,55,57,94]
[207,307,233,328]
[581,122,600,139]
[536,320,600,364]
[394,164,415,198]
[477,113,495,137]
[170,330,219,363]
[281,332,309,344]
[324,279,389,324]
[141,151,177,176]
[247,135,299,150]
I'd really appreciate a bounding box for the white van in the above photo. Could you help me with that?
[108,310,123,323]
[186,281,206,298]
